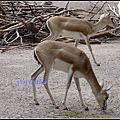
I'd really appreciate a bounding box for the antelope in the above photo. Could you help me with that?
[31,40,112,111]
[41,13,116,66]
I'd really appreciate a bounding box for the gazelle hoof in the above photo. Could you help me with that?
[63,107,68,110]
[35,103,39,105]
[95,62,100,66]
[55,106,59,109]
[85,107,89,111]
[97,63,100,66]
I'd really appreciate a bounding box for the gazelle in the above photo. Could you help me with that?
[31,40,112,111]
[41,13,116,66]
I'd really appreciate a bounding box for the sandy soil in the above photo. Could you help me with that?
[0,1,120,119]
[0,40,120,118]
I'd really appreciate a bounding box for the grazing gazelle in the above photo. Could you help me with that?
[31,40,112,111]
[42,13,116,66]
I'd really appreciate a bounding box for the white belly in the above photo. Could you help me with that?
[53,59,83,78]
[53,59,70,73]
[74,71,83,78]
[61,30,85,40]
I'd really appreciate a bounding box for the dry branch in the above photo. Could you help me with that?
[90,26,120,41]
[0,1,119,52]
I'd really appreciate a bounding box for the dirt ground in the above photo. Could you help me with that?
[0,1,120,119]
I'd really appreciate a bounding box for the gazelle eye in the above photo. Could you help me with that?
[111,18,113,21]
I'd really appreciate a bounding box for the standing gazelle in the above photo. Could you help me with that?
[42,13,115,66]
[31,40,112,111]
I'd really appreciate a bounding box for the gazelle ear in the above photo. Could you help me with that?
[106,85,113,91]
[108,12,111,16]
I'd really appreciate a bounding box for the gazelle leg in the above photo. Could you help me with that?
[85,37,100,66]
[41,32,52,41]
[52,32,61,41]
[31,65,44,105]
[43,67,59,109]
[63,66,73,110]
[74,77,89,110]
[75,39,80,47]
[41,30,60,41]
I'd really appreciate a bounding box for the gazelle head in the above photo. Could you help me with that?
[95,83,113,110]
[99,13,116,28]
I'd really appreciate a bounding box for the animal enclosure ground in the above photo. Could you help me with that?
[0,1,120,119]
[0,40,120,118]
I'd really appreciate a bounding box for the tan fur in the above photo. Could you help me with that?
[31,40,110,110]
[43,14,115,66]
[47,16,94,36]
[47,14,114,37]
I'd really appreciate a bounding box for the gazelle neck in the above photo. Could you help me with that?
[93,19,107,33]
[85,71,102,95]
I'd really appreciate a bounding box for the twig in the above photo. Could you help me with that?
[88,1,99,16]
[65,1,69,10]
[90,1,107,19]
